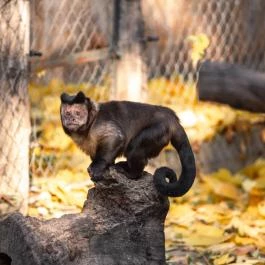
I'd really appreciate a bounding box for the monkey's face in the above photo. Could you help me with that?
[61,103,89,132]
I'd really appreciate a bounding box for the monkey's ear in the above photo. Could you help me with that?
[60,91,87,104]
[74,91,86,103]
[60,92,70,103]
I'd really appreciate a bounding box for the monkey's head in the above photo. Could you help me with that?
[60,91,93,133]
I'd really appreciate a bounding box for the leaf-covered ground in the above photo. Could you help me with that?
[28,79,265,264]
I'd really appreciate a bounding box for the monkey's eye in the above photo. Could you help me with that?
[75,111,80,116]
[65,111,71,116]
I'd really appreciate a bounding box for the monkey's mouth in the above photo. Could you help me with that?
[65,122,81,128]
[67,122,79,126]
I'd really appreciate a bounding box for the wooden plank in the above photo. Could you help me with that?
[30,48,109,72]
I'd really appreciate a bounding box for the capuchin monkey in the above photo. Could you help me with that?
[60,91,196,197]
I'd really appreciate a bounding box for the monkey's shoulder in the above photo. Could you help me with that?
[98,100,178,120]
[91,119,124,139]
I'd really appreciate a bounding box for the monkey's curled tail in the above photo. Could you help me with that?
[153,123,196,197]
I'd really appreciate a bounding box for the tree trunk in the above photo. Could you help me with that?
[198,61,265,113]
[111,0,147,101]
[0,165,169,265]
[0,0,30,215]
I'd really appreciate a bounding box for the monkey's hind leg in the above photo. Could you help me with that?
[88,135,125,182]
[125,123,170,179]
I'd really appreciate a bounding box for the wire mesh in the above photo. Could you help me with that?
[30,0,110,84]
[144,0,265,84]
[29,0,111,185]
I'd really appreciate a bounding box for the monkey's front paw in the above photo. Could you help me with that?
[87,165,104,182]
[91,174,104,182]
[115,161,130,172]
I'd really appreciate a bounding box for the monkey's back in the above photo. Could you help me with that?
[96,101,178,141]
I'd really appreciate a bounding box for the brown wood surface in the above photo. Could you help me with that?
[198,61,265,113]
[0,165,169,265]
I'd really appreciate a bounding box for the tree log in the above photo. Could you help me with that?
[198,61,265,113]
[0,165,169,265]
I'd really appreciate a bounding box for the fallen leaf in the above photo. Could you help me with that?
[192,223,224,238]
[183,233,232,247]
[213,253,236,265]
[203,175,243,200]
[167,204,195,226]
[258,201,265,217]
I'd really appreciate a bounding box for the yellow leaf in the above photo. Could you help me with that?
[28,207,41,217]
[207,242,236,253]
[234,235,257,245]
[183,233,232,247]
[258,201,265,217]
[55,169,76,183]
[42,96,61,116]
[230,217,260,238]
[213,253,235,265]
[165,225,190,242]
[196,205,232,224]
[192,223,224,238]
[242,179,256,192]
[187,33,210,64]
[255,173,265,189]
[36,69,46,78]
[47,79,64,93]
[48,183,69,204]
[212,169,243,186]
[37,206,49,216]
[203,175,243,200]
[167,204,195,226]
[41,124,72,150]
[242,159,265,179]
[244,206,261,219]
[67,191,87,208]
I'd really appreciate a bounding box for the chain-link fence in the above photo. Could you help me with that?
[144,0,265,102]
[28,0,265,187]
[30,0,265,96]
[29,0,111,183]
[30,0,110,85]
[0,0,30,215]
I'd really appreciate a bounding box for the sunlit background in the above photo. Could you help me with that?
[1,0,265,264]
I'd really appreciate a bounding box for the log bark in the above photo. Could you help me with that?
[198,61,265,113]
[0,165,169,265]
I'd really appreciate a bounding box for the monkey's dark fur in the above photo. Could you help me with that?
[60,91,196,197]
